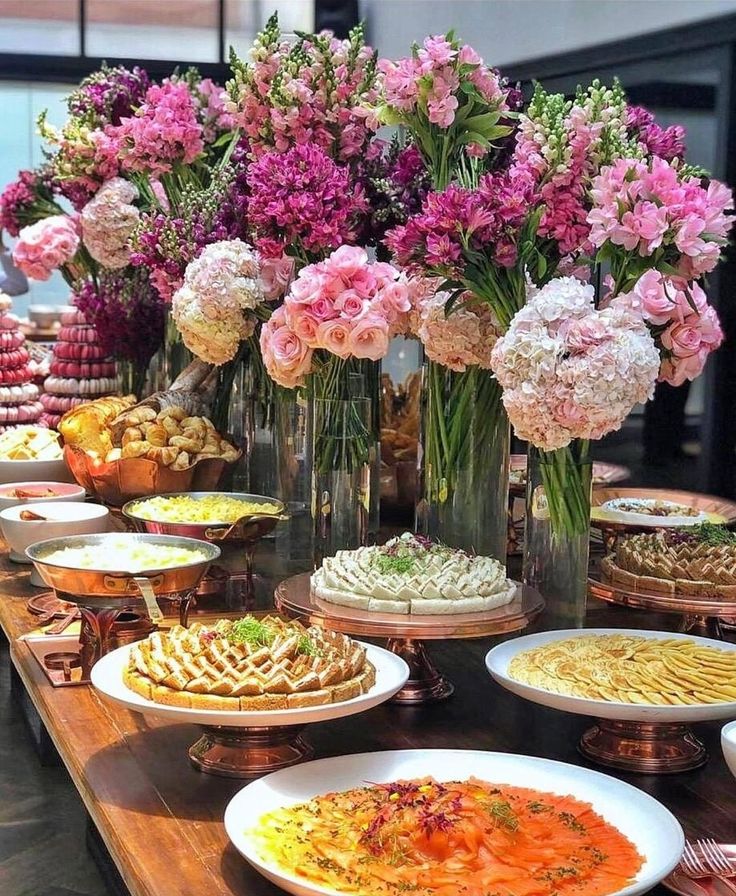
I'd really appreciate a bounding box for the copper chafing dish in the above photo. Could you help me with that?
[122,492,288,545]
[25,533,221,611]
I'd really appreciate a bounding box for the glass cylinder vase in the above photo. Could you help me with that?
[522,440,592,629]
[308,358,380,562]
[148,309,192,393]
[416,361,510,563]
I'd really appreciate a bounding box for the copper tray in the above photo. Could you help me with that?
[276,573,544,704]
[589,565,736,639]
[509,455,630,498]
[591,487,736,532]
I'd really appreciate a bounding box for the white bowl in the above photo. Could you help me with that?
[0,480,85,514]
[0,501,110,584]
[0,457,74,485]
[722,720,736,780]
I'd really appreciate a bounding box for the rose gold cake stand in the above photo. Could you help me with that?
[589,570,736,640]
[275,573,544,704]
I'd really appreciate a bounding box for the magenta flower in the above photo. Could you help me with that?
[247,143,367,261]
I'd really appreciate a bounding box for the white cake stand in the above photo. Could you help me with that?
[486,628,736,774]
[91,640,409,778]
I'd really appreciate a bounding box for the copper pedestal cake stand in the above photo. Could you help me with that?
[589,570,736,640]
[275,573,544,704]
[487,628,736,774]
[91,641,409,778]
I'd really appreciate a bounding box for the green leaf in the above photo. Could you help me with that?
[459,131,490,147]
[463,111,501,132]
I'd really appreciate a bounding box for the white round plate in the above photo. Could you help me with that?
[486,628,736,723]
[91,640,408,727]
[224,749,684,896]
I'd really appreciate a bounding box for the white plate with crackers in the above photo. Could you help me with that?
[92,640,409,727]
[486,628,736,723]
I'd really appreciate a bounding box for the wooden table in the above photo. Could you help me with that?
[1,557,734,896]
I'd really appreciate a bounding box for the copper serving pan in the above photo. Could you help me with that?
[63,445,241,507]
[25,533,220,609]
[122,492,288,544]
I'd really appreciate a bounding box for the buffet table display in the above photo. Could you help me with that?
[91,615,408,777]
[487,629,736,773]
[0,551,734,896]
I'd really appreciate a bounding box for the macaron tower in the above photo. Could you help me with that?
[0,293,43,432]
[40,307,118,429]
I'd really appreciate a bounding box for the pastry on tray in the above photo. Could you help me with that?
[601,497,702,518]
[311,532,516,615]
[601,524,736,598]
[124,615,376,711]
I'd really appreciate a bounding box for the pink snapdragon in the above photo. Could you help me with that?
[109,81,204,177]
[260,245,409,388]
[491,277,660,451]
[13,214,80,281]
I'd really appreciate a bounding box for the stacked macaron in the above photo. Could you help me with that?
[0,294,43,431]
[40,307,118,429]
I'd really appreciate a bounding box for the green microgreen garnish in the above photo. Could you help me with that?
[227,617,276,647]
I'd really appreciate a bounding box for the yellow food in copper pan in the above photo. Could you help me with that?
[130,494,280,524]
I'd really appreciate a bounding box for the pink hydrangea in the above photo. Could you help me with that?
[109,81,204,177]
[610,271,723,386]
[588,157,733,274]
[491,277,660,451]
[412,289,499,372]
[171,239,266,365]
[260,245,409,387]
[81,177,140,269]
[12,214,80,281]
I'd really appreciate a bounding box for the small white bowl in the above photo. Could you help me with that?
[0,502,110,584]
[0,480,85,514]
[0,457,74,485]
[722,720,736,780]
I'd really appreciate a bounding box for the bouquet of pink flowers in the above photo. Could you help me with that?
[226,14,378,163]
[374,31,516,188]
[260,246,409,389]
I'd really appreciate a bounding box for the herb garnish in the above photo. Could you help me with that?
[487,799,519,832]
[227,617,275,647]
[558,811,586,833]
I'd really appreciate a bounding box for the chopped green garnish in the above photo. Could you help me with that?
[297,634,321,656]
[487,799,519,832]
[375,553,416,575]
[694,522,736,546]
[227,617,275,647]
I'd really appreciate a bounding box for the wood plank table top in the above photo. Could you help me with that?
[1,556,734,896]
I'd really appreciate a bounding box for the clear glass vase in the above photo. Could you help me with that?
[523,440,592,629]
[310,390,379,564]
[148,310,192,393]
[416,361,510,562]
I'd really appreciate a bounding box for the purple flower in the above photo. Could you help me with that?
[0,168,60,238]
[626,104,686,162]
[247,143,367,260]
[73,268,164,365]
[68,64,150,128]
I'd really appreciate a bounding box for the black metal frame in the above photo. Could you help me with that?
[0,0,358,84]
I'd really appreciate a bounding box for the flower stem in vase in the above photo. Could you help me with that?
[417,361,510,562]
[523,440,592,629]
[309,356,380,563]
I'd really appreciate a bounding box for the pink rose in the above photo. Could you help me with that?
[378,280,411,316]
[12,214,80,281]
[660,349,709,386]
[632,270,678,326]
[316,319,352,358]
[289,310,321,347]
[661,319,703,358]
[334,289,369,319]
[260,253,294,301]
[347,314,390,361]
[327,245,368,278]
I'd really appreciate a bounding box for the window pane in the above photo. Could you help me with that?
[86,0,219,62]
[0,0,79,55]
[226,0,314,57]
